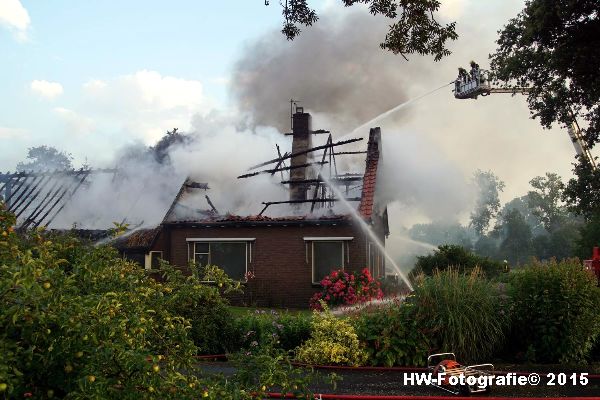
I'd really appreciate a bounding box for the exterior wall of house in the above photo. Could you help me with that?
[159,221,385,308]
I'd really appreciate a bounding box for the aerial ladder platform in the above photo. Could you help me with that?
[453,62,596,169]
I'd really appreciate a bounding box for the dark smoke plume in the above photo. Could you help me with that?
[231,10,435,133]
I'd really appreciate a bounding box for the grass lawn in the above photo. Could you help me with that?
[228,306,312,318]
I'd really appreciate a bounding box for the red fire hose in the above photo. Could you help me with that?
[197,356,600,380]
[265,394,596,400]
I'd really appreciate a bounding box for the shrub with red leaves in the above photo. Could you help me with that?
[309,268,383,310]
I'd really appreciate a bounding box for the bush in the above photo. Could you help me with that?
[378,275,408,297]
[353,300,430,366]
[411,268,509,362]
[309,268,383,310]
[295,305,368,366]
[0,205,322,399]
[0,211,202,398]
[160,264,239,355]
[233,310,312,352]
[414,244,505,279]
[509,259,600,363]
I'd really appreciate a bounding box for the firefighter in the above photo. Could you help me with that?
[470,61,480,82]
[458,67,469,84]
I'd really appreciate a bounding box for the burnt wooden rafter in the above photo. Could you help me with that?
[237,162,328,179]
[258,197,362,216]
[0,168,116,229]
[310,134,333,213]
[246,137,363,171]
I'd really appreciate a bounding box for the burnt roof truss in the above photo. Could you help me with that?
[0,168,116,229]
[238,130,366,215]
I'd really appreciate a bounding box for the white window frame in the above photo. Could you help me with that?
[368,242,381,278]
[186,238,254,280]
[145,251,163,270]
[305,237,353,284]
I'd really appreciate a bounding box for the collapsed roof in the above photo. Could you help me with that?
[0,168,116,229]
[161,109,387,228]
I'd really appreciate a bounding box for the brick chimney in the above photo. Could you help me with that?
[289,110,312,201]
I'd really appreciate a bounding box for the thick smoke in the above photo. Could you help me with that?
[231,8,474,224]
[231,10,435,134]
[54,112,290,229]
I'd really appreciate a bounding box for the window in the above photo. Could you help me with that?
[145,251,163,270]
[312,241,344,284]
[304,237,353,284]
[187,239,253,280]
[368,243,381,278]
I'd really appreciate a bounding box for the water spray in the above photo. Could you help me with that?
[313,168,414,291]
[339,82,453,141]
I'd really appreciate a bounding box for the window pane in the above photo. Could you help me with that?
[150,252,162,268]
[210,242,246,280]
[195,242,209,253]
[125,251,145,267]
[313,241,344,283]
[369,245,376,276]
[194,253,209,267]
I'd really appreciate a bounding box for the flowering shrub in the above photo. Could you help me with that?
[295,303,368,366]
[233,309,311,352]
[309,268,383,310]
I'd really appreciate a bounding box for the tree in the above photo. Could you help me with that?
[564,160,600,219]
[497,195,544,236]
[576,212,600,259]
[490,0,600,149]
[470,170,505,236]
[16,146,74,171]
[270,0,458,61]
[413,244,504,279]
[497,208,534,265]
[150,128,190,164]
[526,172,568,231]
[408,221,474,249]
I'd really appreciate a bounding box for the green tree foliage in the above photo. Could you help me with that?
[470,170,505,236]
[0,205,319,399]
[497,208,534,265]
[527,173,568,231]
[414,244,504,279]
[496,196,544,236]
[353,301,430,367]
[411,269,509,362]
[408,221,474,249]
[158,263,239,355]
[490,0,600,149]
[508,260,600,363]
[16,146,74,172]
[473,235,499,259]
[576,212,600,259]
[564,161,600,219]
[490,1,600,220]
[271,0,457,61]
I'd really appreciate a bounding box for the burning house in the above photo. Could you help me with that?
[114,109,389,308]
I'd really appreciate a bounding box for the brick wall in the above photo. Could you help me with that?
[159,221,384,308]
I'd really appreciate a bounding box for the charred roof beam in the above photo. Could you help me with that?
[237,162,328,179]
[258,197,361,216]
[246,137,363,171]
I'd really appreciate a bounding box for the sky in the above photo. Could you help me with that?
[1,0,596,230]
